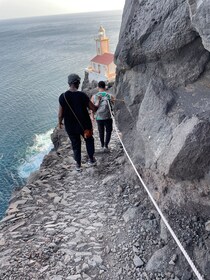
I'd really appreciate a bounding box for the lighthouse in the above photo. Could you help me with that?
[96,26,109,55]
[86,26,116,83]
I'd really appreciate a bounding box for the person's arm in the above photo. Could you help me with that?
[111,94,115,103]
[58,105,64,129]
[90,96,95,123]
[88,95,101,112]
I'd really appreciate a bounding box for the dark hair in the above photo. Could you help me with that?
[68,74,81,88]
[71,80,80,89]
[98,81,106,89]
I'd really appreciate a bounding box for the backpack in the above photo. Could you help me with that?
[95,93,112,120]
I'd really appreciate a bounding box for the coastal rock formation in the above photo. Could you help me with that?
[115,0,210,180]
[114,0,210,278]
[82,72,115,98]
[81,71,98,98]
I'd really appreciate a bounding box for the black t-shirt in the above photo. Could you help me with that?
[59,90,92,134]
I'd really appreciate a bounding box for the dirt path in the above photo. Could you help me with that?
[0,125,201,280]
[0,127,147,280]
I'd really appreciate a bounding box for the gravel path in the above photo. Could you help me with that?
[0,127,142,280]
[0,126,207,280]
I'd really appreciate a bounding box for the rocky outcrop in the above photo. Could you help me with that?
[135,78,210,180]
[188,0,210,52]
[114,0,210,278]
[81,71,98,98]
[115,0,210,181]
[81,72,115,98]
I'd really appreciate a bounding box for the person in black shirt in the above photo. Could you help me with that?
[58,74,100,171]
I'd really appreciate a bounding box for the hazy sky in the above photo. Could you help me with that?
[0,0,125,20]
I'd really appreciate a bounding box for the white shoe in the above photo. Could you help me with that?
[75,163,82,172]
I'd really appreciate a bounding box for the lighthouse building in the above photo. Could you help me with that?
[86,26,116,83]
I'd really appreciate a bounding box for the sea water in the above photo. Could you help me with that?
[0,11,122,218]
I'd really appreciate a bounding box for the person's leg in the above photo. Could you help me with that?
[68,134,81,166]
[104,119,113,148]
[84,136,95,161]
[97,120,105,147]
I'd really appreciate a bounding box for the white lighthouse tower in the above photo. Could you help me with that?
[86,26,116,83]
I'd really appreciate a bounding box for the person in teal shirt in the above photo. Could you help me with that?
[91,81,115,152]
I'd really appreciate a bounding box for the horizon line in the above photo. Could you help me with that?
[0,9,123,22]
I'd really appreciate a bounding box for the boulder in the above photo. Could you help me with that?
[158,116,210,179]
[115,0,197,69]
[188,0,210,52]
[146,246,170,272]
[115,0,210,180]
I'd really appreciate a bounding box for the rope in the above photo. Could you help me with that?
[107,101,204,280]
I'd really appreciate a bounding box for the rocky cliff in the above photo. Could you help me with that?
[115,0,210,179]
[0,1,210,279]
[114,0,210,278]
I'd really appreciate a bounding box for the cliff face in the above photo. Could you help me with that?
[115,0,210,180]
[114,1,210,277]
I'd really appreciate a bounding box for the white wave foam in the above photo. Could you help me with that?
[18,129,53,179]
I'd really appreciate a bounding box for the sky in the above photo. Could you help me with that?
[0,0,125,20]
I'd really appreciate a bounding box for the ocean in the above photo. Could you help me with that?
[0,11,122,219]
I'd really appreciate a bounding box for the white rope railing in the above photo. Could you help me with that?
[108,101,204,280]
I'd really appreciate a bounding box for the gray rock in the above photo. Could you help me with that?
[92,255,103,265]
[205,220,210,231]
[146,246,169,272]
[123,207,137,222]
[136,78,175,169]
[51,276,63,280]
[0,238,5,246]
[160,219,168,242]
[158,116,210,179]
[66,275,81,280]
[51,127,68,150]
[116,0,197,69]
[181,270,192,280]
[188,0,210,52]
[133,255,144,267]
[54,196,62,204]
[102,175,116,185]
[21,186,31,194]
[114,0,210,182]
[133,246,139,254]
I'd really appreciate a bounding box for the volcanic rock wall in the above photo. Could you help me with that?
[114,0,210,180]
[114,1,210,277]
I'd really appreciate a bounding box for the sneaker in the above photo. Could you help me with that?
[87,158,97,166]
[75,163,81,172]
